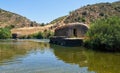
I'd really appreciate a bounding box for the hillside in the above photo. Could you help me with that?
[64,1,120,25]
[50,16,67,24]
[0,8,39,28]
[50,1,120,26]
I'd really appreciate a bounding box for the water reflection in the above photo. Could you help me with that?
[51,45,88,67]
[0,40,120,73]
[1,40,90,73]
[51,44,120,73]
[0,40,50,64]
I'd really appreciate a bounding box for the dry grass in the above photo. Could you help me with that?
[11,26,44,36]
[11,24,56,36]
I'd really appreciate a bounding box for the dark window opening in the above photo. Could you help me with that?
[12,33,18,39]
[73,29,77,37]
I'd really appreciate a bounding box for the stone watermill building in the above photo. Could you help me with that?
[50,23,89,46]
[55,23,89,38]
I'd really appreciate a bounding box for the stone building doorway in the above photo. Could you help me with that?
[73,28,77,37]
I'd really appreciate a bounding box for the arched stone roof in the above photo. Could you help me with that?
[55,23,89,31]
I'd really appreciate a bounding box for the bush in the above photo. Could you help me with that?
[35,30,54,39]
[85,16,120,51]
[19,30,54,39]
[0,28,11,39]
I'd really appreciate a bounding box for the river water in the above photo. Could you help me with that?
[0,39,120,73]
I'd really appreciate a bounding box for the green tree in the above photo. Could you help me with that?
[0,28,11,39]
[85,16,120,51]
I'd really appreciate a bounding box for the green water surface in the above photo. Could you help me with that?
[0,40,120,73]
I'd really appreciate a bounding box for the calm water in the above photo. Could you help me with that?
[0,40,120,73]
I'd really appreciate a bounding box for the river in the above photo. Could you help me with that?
[0,39,120,73]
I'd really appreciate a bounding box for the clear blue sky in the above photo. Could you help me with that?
[0,0,118,23]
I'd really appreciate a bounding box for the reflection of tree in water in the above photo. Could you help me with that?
[87,51,120,73]
[51,44,120,73]
[0,40,50,64]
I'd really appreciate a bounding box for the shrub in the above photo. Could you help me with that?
[0,28,11,39]
[85,16,120,51]
[20,30,54,39]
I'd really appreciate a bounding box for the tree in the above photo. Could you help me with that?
[85,16,120,51]
[0,28,11,39]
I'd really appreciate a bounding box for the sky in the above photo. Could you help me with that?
[0,0,118,23]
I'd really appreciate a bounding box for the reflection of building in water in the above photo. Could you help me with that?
[51,44,88,67]
[51,44,120,73]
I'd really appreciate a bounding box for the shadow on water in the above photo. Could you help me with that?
[50,44,120,73]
